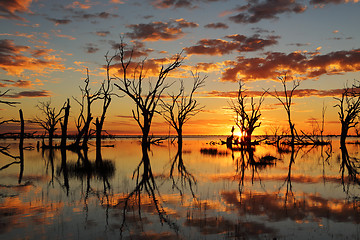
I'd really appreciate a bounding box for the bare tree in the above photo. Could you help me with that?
[230,80,266,146]
[32,100,65,148]
[60,99,70,149]
[95,53,117,155]
[73,69,102,149]
[269,74,300,145]
[113,40,183,149]
[334,82,360,146]
[160,71,205,145]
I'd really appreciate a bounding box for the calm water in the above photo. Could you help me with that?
[1,137,360,240]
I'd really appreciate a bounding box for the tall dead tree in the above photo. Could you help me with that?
[32,100,64,148]
[95,53,116,156]
[60,99,70,149]
[269,74,300,145]
[73,69,101,149]
[230,81,266,145]
[113,40,182,149]
[160,71,205,145]
[334,82,360,146]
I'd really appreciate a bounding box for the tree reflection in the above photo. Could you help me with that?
[170,142,196,198]
[340,143,360,198]
[117,144,178,236]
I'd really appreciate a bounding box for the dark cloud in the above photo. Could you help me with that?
[221,48,360,81]
[151,0,225,9]
[309,0,356,5]
[47,18,72,25]
[0,0,32,21]
[126,19,198,41]
[4,90,50,98]
[229,0,307,24]
[73,11,118,20]
[204,22,229,29]
[109,40,154,58]
[85,43,99,53]
[1,79,33,88]
[184,34,279,55]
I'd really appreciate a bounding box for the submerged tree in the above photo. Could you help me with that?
[269,74,300,145]
[230,80,266,145]
[73,69,102,149]
[160,71,205,145]
[32,100,65,148]
[95,53,116,155]
[334,81,360,146]
[113,40,183,149]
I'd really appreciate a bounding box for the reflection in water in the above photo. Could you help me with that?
[1,137,360,239]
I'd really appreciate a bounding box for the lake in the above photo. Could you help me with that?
[0,136,359,239]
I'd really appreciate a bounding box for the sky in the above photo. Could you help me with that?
[0,0,359,136]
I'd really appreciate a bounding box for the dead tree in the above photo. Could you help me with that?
[95,53,116,156]
[230,80,266,146]
[113,40,182,149]
[32,100,65,148]
[269,74,300,145]
[60,99,70,149]
[73,69,101,149]
[334,82,360,146]
[160,71,205,145]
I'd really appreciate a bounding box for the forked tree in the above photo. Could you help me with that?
[334,81,360,146]
[269,74,300,145]
[160,71,206,145]
[32,100,65,148]
[230,80,266,145]
[73,69,102,149]
[94,53,117,155]
[113,40,182,149]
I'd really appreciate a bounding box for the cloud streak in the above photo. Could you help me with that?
[126,18,198,41]
[228,0,307,24]
[184,34,279,55]
[221,48,360,81]
[0,0,32,21]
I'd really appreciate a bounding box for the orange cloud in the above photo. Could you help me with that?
[221,49,360,81]
[0,0,33,21]
[0,39,65,76]
[184,34,279,56]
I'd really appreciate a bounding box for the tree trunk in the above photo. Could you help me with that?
[340,122,349,146]
[61,99,70,149]
[18,109,24,184]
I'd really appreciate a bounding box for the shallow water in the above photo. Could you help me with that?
[0,137,359,239]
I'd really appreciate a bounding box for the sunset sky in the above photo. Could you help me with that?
[0,0,359,136]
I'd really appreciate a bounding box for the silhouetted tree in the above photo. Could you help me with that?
[32,100,65,148]
[113,40,182,149]
[160,71,205,145]
[95,53,116,156]
[60,99,70,149]
[334,82,360,146]
[269,74,300,145]
[230,80,266,145]
[73,69,101,149]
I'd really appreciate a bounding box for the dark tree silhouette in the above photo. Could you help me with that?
[95,53,117,156]
[230,80,266,145]
[334,82,360,146]
[73,69,101,149]
[269,74,300,145]
[160,71,205,145]
[60,99,70,149]
[32,100,65,148]
[113,40,183,149]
